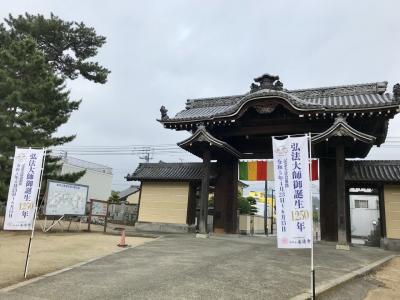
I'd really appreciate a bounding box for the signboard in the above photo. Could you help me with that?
[4,148,45,230]
[91,199,108,216]
[272,136,312,248]
[44,180,89,216]
[88,199,108,233]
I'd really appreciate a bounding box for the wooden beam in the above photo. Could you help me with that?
[378,184,387,238]
[199,149,211,234]
[212,122,332,137]
[214,157,238,233]
[320,158,338,241]
[336,142,350,247]
[186,182,197,226]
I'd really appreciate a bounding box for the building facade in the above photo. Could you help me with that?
[60,156,113,201]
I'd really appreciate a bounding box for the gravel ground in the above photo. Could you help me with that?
[0,230,152,288]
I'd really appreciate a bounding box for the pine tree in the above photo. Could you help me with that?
[5,13,109,83]
[0,14,110,202]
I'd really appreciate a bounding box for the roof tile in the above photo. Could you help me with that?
[164,81,398,122]
[126,162,206,181]
[346,160,400,183]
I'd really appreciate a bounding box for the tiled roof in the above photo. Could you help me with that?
[312,116,376,144]
[126,162,205,181]
[164,81,399,122]
[118,186,140,199]
[178,126,242,158]
[345,160,400,183]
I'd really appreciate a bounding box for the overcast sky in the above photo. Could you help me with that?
[2,1,400,192]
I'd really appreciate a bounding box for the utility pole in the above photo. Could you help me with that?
[264,180,268,236]
[139,147,152,162]
[270,188,274,234]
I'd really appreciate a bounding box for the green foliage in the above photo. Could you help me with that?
[208,195,214,207]
[0,13,109,201]
[237,193,258,215]
[108,191,120,204]
[5,13,110,83]
[313,210,319,223]
[238,196,251,214]
[246,196,258,215]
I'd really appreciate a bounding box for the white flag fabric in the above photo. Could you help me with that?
[272,136,312,248]
[4,148,45,230]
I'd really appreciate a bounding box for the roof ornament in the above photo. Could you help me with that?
[393,83,400,98]
[250,73,283,93]
[160,105,169,120]
[334,113,347,124]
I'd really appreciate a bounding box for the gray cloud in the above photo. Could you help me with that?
[2,0,400,190]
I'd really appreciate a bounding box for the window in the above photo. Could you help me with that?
[355,199,368,208]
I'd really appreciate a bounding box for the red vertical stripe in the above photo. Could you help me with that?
[311,159,319,181]
[257,161,267,180]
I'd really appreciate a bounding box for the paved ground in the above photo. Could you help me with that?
[320,256,400,300]
[0,234,395,299]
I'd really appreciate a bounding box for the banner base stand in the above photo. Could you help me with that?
[42,216,64,232]
[336,244,350,251]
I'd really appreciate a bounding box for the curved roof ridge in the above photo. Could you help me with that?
[245,88,324,107]
[312,115,376,144]
[178,126,242,158]
[186,94,245,109]
[289,82,388,98]
[160,76,398,124]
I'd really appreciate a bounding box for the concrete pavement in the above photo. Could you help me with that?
[1,234,395,299]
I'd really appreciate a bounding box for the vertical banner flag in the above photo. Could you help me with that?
[4,148,45,230]
[272,136,312,248]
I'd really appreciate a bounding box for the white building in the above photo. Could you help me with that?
[60,156,113,201]
[350,193,380,238]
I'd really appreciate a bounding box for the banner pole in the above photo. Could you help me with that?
[264,179,268,236]
[271,189,274,235]
[24,148,47,278]
[308,133,315,299]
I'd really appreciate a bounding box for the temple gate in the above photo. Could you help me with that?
[158,74,400,247]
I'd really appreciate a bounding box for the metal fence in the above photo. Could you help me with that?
[107,203,138,225]
[0,201,138,232]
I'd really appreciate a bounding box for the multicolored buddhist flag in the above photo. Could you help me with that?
[239,159,318,181]
[239,161,261,181]
[239,161,267,181]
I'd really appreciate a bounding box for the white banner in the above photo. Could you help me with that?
[272,136,312,248]
[4,148,45,230]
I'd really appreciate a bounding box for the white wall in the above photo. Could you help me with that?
[239,214,268,235]
[350,195,380,237]
[61,163,113,201]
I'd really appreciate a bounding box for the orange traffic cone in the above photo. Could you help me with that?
[117,229,128,247]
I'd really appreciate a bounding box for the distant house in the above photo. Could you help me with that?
[60,156,113,201]
[126,162,206,233]
[118,186,140,204]
[126,162,254,234]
